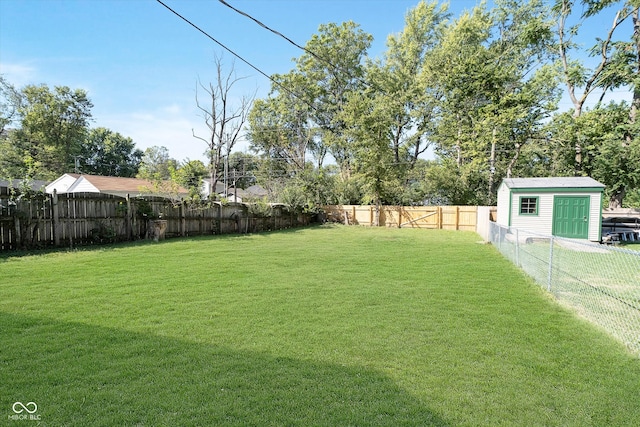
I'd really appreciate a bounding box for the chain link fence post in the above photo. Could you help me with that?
[547,235,554,292]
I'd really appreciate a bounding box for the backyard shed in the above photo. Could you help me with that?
[496,177,605,241]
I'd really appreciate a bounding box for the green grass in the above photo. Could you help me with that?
[2,225,640,426]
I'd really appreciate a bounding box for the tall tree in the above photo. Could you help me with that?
[137,146,177,181]
[341,90,399,222]
[193,55,254,198]
[294,21,373,179]
[79,127,142,177]
[11,84,93,179]
[0,76,21,135]
[427,0,558,204]
[551,0,639,206]
[553,0,639,175]
[173,159,208,201]
[247,72,318,177]
[372,1,449,168]
[227,152,258,189]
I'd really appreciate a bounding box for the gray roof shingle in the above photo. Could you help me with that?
[501,177,605,189]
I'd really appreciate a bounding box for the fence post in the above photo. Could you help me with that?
[455,206,459,230]
[515,228,519,266]
[547,236,554,292]
[125,194,132,241]
[14,215,21,249]
[180,200,186,237]
[52,190,60,246]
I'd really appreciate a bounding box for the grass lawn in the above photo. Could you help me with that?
[1,225,640,426]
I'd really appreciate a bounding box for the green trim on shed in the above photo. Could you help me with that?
[518,196,539,216]
[509,187,604,194]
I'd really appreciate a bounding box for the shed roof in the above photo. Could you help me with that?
[501,177,605,190]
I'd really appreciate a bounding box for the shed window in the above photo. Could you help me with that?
[519,197,538,215]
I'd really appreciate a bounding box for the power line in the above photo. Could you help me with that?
[155,0,316,111]
[217,0,317,61]
[216,0,372,91]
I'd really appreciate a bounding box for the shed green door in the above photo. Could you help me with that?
[552,196,590,239]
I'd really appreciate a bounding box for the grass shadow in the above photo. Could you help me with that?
[0,312,448,426]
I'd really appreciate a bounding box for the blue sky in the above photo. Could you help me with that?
[0,0,632,164]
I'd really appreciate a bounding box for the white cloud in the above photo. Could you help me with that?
[100,108,208,163]
[98,105,252,164]
[0,62,38,87]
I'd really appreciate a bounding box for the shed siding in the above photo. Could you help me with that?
[496,183,510,226]
[509,192,554,234]
[588,192,602,241]
[509,191,601,241]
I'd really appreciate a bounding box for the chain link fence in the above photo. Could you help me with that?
[489,222,640,356]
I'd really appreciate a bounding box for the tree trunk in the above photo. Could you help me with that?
[574,142,582,175]
[506,143,521,178]
[609,187,625,210]
[488,127,497,198]
[373,199,381,227]
[630,9,640,128]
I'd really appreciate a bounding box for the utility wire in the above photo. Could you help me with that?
[217,0,371,91]
[155,0,316,111]
[217,0,319,62]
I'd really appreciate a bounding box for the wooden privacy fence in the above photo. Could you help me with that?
[323,205,485,231]
[0,191,313,251]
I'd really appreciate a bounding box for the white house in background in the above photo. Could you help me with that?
[45,173,81,194]
[201,179,226,199]
[202,179,268,202]
[496,177,605,241]
[46,174,188,198]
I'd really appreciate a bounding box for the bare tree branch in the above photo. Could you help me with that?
[193,54,255,197]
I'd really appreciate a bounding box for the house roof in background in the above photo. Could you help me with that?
[44,173,188,198]
[501,177,605,190]
[75,174,188,196]
[0,179,50,192]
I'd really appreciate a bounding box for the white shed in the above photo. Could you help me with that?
[496,177,605,241]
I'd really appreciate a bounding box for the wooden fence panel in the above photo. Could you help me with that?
[324,205,481,231]
[0,189,313,252]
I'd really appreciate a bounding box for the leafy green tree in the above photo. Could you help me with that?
[427,0,558,204]
[341,90,401,221]
[248,21,372,204]
[553,0,639,175]
[227,152,258,189]
[172,159,207,201]
[137,146,177,181]
[247,72,318,177]
[549,102,640,208]
[371,1,449,168]
[79,127,142,177]
[14,84,93,178]
[293,21,373,179]
[276,164,337,211]
[0,76,22,135]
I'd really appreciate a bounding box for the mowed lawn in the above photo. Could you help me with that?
[1,225,639,426]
